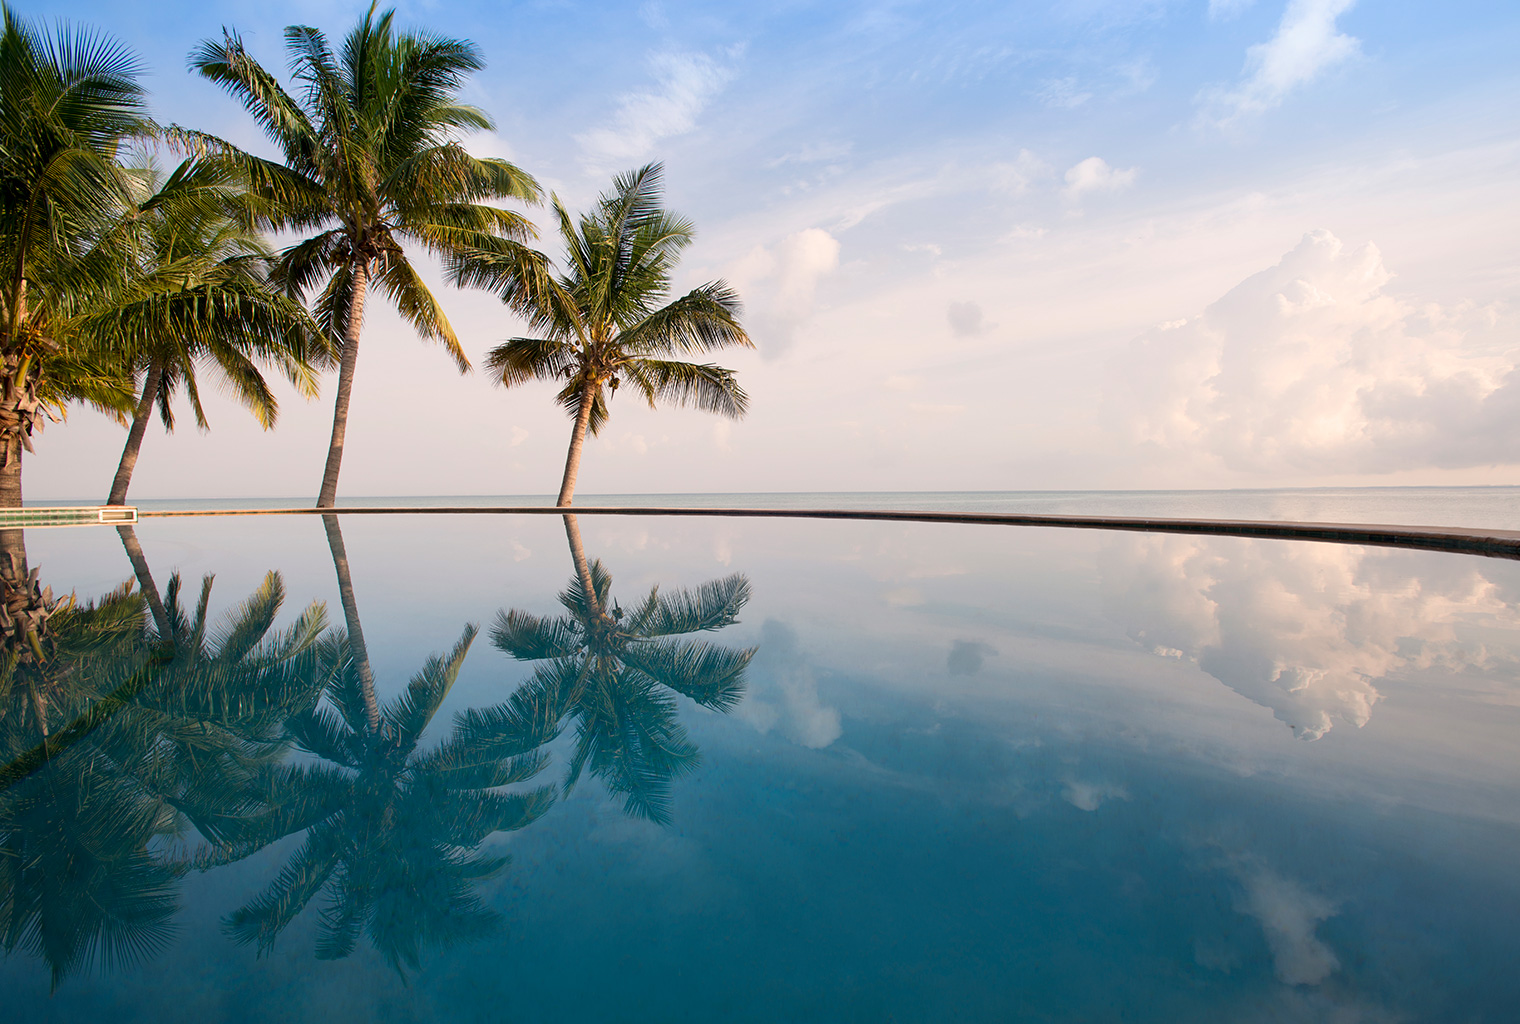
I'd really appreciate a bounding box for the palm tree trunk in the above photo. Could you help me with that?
[322,513,380,732]
[561,513,597,613]
[317,262,370,509]
[555,380,596,507]
[0,432,20,509]
[117,525,170,640]
[106,360,164,507]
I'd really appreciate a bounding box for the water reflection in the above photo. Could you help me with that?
[481,514,755,824]
[216,625,555,974]
[1,515,759,989]
[1101,534,1520,738]
[0,526,327,989]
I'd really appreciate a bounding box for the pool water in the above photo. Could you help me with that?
[2,513,1518,1022]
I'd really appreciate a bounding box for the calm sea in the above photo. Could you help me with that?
[34,486,1520,530]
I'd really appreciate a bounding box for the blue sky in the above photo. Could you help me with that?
[30,0,1520,498]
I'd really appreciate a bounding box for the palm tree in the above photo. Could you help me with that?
[0,5,146,507]
[477,514,755,823]
[454,163,752,506]
[102,155,333,507]
[217,627,556,974]
[190,5,542,508]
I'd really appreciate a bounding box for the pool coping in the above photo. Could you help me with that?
[134,506,1520,561]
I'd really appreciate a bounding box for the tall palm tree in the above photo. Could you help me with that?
[190,5,542,508]
[0,4,146,507]
[455,163,752,506]
[477,514,754,823]
[101,155,333,507]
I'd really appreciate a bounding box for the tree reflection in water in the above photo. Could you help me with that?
[477,514,755,824]
[0,526,327,990]
[1,513,760,987]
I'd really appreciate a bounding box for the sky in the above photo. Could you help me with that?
[29,0,1520,499]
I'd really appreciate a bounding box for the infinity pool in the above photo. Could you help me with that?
[3,513,1517,1022]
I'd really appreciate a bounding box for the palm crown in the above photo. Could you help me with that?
[0,4,148,505]
[97,154,333,506]
[457,162,752,505]
[190,4,542,507]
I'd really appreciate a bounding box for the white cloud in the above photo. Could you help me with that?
[1101,534,1520,739]
[739,620,842,749]
[509,426,529,447]
[991,149,1050,196]
[727,228,841,358]
[576,49,738,168]
[1062,156,1138,200]
[1106,230,1520,476]
[1203,0,1361,123]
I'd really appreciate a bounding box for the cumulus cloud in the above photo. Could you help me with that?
[738,620,842,749]
[1101,534,1520,739]
[576,49,738,168]
[509,426,529,447]
[1062,157,1138,200]
[1202,0,1360,123]
[728,228,841,358]
[1107,230,1520,476]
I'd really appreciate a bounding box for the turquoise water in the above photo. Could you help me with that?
[2,513,1518,1021]
[33,485,1520,530]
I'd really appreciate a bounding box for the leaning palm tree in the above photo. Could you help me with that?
[475,514,755,823]
[0,5,146,507]
[101,155,333,507]
[190,6,541,508]
[454,163,752,506]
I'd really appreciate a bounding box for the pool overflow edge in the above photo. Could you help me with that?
[125,506,1520,561]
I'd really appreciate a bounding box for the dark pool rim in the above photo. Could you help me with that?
[110,505,1520,561]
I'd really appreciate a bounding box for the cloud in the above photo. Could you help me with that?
[1062,156,1138,200]
[1106,230,1520,476]
[509,426,529,447]
[947,639,996,676]
[576,49,738,168]
[739,620,842,749]
[947,301,988,337]
[1036,77,1093,109]
[728,228,841,358]
[1202,0,1360,123]
[991,150,1050,196]
[1101,534,1520,739]
[1234,864,1340,985]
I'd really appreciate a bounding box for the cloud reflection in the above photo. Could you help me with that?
[1102,535,1520,739]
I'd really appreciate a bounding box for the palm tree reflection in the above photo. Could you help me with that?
[0,527,327,989]
[480,514,755,824]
